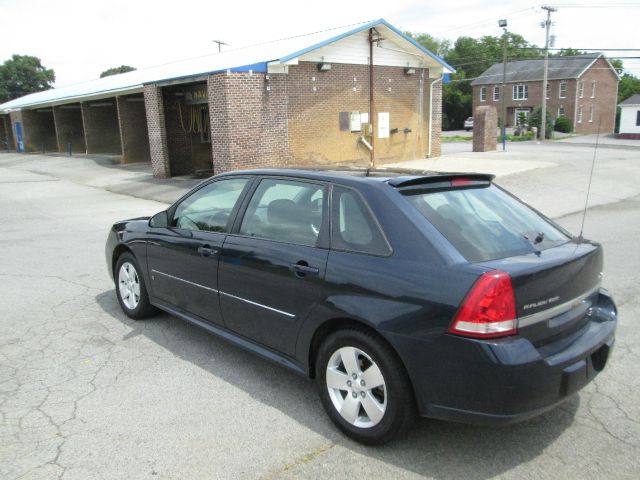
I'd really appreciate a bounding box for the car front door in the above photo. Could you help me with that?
[146,177,252,325]
[218,177,329,356]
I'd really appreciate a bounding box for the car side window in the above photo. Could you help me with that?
[239,179,324,247]
[172,178,248,232]
[331,187,391,256]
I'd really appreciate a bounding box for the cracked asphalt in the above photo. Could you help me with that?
[0,151,639,479]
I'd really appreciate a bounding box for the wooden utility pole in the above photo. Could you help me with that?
[540,6,556,141]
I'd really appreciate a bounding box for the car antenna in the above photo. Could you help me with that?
[577,120,601,243]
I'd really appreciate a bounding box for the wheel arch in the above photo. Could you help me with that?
[307,317,412,386]
[112,244,133,279]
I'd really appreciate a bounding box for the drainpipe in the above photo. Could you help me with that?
[427,75,443,158]
[368,28,375,168]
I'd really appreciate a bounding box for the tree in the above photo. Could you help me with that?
[100,65,136,78]
[529,106,553,139]
[412,32,543,129]
[0,55,55,103]
[618,73,640,103]
[405,32,450,57]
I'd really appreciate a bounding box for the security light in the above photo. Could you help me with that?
[498,19,507,28]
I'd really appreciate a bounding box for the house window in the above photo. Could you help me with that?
[578,81,584,98]
[636,110,640,126]
[513,84,528,100]
[559,81,567,99]
[591,80,597,98]
[493,86,500,101]
[480,87,487,102]
[558,106,565,117]
[577,106,583,123]
[546,83,550,99]
[589,106,594,123]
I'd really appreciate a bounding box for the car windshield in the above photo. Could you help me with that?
[400,183,570,262]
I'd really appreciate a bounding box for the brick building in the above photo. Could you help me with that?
[0,19,453,178]
[471,53,619,134]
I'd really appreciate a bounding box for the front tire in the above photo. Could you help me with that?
[115,252,157,320]
[316,328,416,445]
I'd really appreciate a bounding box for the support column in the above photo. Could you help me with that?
[143,85,170,178]
[116,94,150,164]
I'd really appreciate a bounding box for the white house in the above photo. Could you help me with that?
[618,94,640,139]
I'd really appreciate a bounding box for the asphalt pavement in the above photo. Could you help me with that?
[0,144,639,479]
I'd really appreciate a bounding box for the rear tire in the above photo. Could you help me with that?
[315,328,416,445]
[115,252,157,320]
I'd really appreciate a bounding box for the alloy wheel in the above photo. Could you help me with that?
[326,346,387,428]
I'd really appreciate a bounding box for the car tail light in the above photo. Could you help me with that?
[448,270,517,338]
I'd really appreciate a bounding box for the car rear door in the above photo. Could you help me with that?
[218,177,329,356]
[146,177,252,326]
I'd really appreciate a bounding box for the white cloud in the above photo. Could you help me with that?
[0,0,637,87]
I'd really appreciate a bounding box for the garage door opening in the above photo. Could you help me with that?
[163,83,212,176]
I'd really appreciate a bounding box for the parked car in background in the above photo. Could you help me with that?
[106,168,617,445]
[464,117,474,131]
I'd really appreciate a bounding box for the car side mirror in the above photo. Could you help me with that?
[149,210,169,228]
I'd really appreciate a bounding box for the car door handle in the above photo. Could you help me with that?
[290,262,319,277]
[197,245,219,257]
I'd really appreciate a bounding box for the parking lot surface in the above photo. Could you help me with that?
[0,147,639,479]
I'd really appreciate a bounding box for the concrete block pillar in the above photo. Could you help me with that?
[117,95,151,164]
[472,106,498,152]
[143,85,170,178]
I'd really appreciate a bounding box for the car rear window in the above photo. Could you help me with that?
[400,183,570,262]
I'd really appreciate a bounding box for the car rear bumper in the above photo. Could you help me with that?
[388,292,617,426]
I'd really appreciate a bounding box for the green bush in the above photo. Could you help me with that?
[554,116,573,133]
[528,106,553,139]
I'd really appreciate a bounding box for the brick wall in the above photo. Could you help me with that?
[18,108,57,152]
[144,84,170,178]
[208,71,291,173]
[116,95,150,163]
[574,58,618,134]
[81,100,122,154]
[53,104,85,153]
[286,63,369,166]
[286,62,435,167]
[372,65,430,164]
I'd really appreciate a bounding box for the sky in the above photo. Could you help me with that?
[0,0,638,88]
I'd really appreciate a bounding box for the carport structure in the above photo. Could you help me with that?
[0,19,454,177]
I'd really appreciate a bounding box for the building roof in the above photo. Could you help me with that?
[0,19,453,114]
[619,94,640,106]
[471,53,617,86]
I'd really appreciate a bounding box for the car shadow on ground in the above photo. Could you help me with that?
[95,290,578,479]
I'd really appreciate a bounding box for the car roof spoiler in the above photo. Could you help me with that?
[387,172,495,188]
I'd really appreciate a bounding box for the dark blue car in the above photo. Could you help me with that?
[106,169,617,444]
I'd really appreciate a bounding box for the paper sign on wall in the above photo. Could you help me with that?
[350,111,362,132]
[378,112,390,138]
